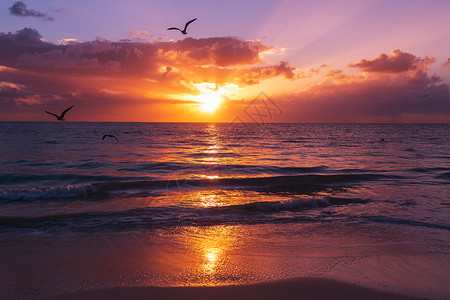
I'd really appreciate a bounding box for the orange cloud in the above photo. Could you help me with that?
[234,61,295,85]
[0,28,297,121]
[443,58,450,68]
[325,69,366,83]
[128,30,148,36]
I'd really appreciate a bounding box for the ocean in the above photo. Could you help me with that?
[0,122,449,299]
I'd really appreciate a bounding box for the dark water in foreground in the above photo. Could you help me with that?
[0,122,448,234]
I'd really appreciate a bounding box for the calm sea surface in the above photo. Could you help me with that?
[0,122,449,234]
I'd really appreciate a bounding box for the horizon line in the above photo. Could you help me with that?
[1,121,449,125]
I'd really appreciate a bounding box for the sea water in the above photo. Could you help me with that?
[0,122,449,299]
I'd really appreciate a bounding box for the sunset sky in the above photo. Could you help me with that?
[1,0,449,122]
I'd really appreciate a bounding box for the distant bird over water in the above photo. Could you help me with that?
[167,18,197,35]
[45,105,74,121]
[102,134,118,142]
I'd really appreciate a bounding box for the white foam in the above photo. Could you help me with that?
[0,184,97,201]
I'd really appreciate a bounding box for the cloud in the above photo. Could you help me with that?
[443,58,450,68]
[325,69,366,83]
[237,61,295,85]
[0,28,296,120]
[52,7,66,13]
[128,30,149,36]
[2,29,447,122]
[8,2,54,21]
[155,37,270,67]
[57,38,78,45]
[0,31,275,75]
[195,61,296,86]
[0,82,23,106]
[348,49,434,73]
[279,50,449,122]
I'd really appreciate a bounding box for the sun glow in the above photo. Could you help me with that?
[194,83,226,112]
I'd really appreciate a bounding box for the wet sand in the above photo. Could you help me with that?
[46,278,419,300]
[1,223,449,299]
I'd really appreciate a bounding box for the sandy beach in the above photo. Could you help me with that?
[46,278,419,300]
[2,222,449,299]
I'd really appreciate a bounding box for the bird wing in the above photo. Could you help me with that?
[184,18,197,31]
[102,135,118,141]
[167,27,181,31]
[60,105,74,118]
[45,111,59,118]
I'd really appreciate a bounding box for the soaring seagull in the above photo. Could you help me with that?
[167,18,197,35]
[102,134,119,142]
[45,105,74,121]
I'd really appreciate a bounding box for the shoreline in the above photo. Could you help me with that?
[2,223,449,299]
[45,278,420,300]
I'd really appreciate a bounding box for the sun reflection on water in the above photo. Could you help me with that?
[195,226,235,282]
[200,193,222,207]
[166,225,251,286]
[204,247,220,273]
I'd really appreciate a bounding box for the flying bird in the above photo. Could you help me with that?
[421,93,432,98]
[102,134,119,142]
[45,105,74,121]
[167,18,197,35]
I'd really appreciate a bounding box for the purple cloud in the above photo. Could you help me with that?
[348,49,434,73]
[9,2,55,21]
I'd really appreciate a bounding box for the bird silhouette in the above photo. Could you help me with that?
[102,134,118,142]
[421,93,432,98]
[45,105,74,121]
[167,18,197,35]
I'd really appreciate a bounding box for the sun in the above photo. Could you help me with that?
[199,93,222,112]
[194,83,225,113]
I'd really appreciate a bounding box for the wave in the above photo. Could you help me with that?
[0,173,153,186]
[436,172,450,180]
[0,197,369,232]
[410,167,450,173]
[93,173,388,196]
[115,162,327,175]
[3,196,448,233]
[208,196,369,214]
[362,216,450,230]
[0,184,98,201]
[0,173,390,202]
